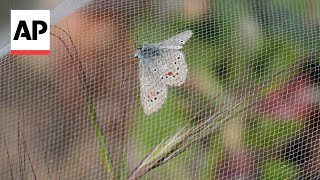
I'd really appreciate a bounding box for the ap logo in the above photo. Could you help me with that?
[11,10,50,55]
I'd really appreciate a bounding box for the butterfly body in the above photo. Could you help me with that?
[135,30,192,115]
[134,45,161,64]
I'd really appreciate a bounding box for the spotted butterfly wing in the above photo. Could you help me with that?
[139,61,168,115]
[136,30,192,115]
[157,50,188,86]
[157,30,193,49]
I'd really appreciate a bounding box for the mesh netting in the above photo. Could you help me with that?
[1,0,320,179]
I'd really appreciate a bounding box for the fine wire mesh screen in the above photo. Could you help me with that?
[1,0,320,179]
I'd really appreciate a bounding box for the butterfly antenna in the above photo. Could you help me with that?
[134,35,136,48]
[135,33,139,48]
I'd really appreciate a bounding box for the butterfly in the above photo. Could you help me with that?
[134,30,192,115]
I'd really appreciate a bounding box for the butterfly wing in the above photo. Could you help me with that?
[139,61,168,115]
[156,50,188,86]
[137,30,192,115]
[157,30,192,49]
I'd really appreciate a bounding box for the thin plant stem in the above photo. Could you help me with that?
[50,25,116,179]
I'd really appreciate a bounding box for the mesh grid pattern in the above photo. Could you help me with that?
[1,0,320,179]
